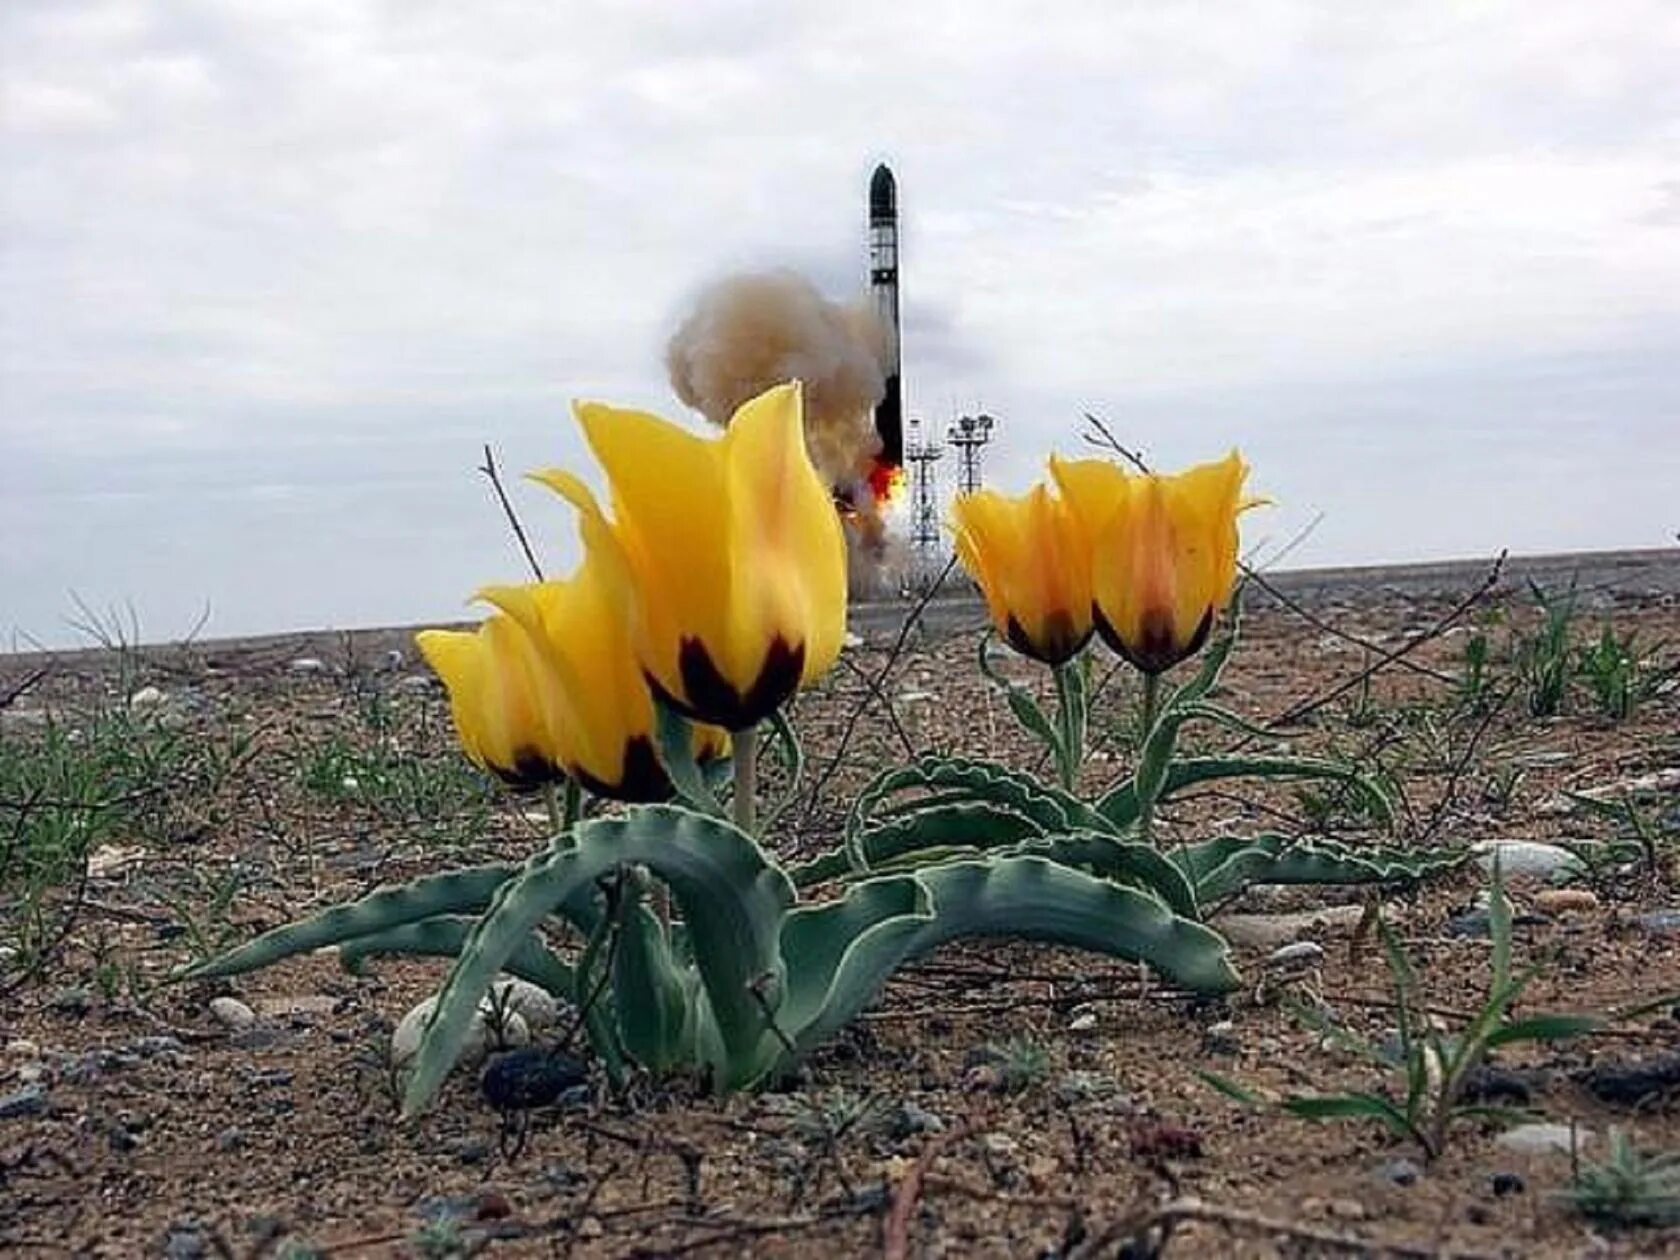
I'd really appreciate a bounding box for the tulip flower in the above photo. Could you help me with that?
[477,564,729,803]
[949,483,1092,666]
[415,614,567,790]
[1051,450,1256,675]
[531,381,846,731]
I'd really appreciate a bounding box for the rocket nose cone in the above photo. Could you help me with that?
[870,164,896,219]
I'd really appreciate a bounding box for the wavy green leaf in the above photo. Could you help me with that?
[789,802,1042,888]
[403,807,793,1114]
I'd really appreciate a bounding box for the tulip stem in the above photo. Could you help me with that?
[545,780,581,847]
[732,724,759,835]
[1137,672,1164,845]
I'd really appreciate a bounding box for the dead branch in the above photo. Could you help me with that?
[478,443,544,581]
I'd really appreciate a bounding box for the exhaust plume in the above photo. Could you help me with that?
[665,270,888,487]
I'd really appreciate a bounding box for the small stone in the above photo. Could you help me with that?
[487,978,561,1031]
[1490,1171,1525,1197]
[250,994,338,1019]
[1495,1122,1592,1157]
[16,1063,45,1085]
[891,1101,946,1138]
[5,1039,40,1058]
[392,994,530,1070]
[87,844,147,878]
[1265,941,1326,969]
[0,1084,49,1119]
[1577,1053,1680,1107]
[1377,1157,1420,1187]
[896,690,937,704]
[454,1136,491,1165]
[1471,840,1585,883]
[843,631,865,649]
[1634,910,1680,937]
[217,1126,245,1152]
[381,648,405,671]
[1202,1021,1240,1055]
[48,988,90,1016]
[577,1216,603,1239]
[962,1063,1004,1092]
[1067,1011,1098,1034]
[981,1132,1018,1159]
[162,1225,208,1260]
[128,685,167,710]
[1326,1198,1366,1221]
[209,997,257,1030]
[288,657,327,675]
[480,1048,588,1111]
[1534,888,1599,914]
[1460,1066,1537,1105]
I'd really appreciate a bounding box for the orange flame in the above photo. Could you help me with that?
[867,458,906,507]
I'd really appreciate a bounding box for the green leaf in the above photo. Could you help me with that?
[612,897,692,1074]
[336,914,574,996]
[789,802,1042,888]
[1008,831,1199,918]
[776,857,1239,1071]
[1195,1068,1264,1107]
[403,806,794,1114]
[1173,833,1466,904]
[655,701,725,817]
[1170,601,1241,708]
[978,633,1067,775]
[776,876,931,1044]
[1098,754,1395,829]
[1283,1092,1413,1137]
[181,864,522,981]
[1483,1014,1604,1048]
[846,754,1113,870]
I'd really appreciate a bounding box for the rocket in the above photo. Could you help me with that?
[869,163,903,469]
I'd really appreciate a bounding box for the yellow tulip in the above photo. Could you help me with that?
[415,614,567,790]
[417,566,728,801]
[1050,450,1256,674]
[532,381,847,730]
[949,483,1092,666]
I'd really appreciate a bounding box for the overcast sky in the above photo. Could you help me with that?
[4,1,1678,647]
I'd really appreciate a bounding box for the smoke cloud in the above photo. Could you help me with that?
[664,270,888,487]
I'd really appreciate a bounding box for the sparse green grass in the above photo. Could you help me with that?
[976,1035,1052,1092]
[1576,624,1677,721]
[293,685,497,842]
[1561,1128,1680,1228]
[1201,863,1609,1162]
[1514,579,1580,718]
[0,680,241,987]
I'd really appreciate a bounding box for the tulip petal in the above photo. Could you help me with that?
[570,402,733,707]
[949,482,1092,666]
[720,381,848,691]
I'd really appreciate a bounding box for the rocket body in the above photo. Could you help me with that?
[869,163,903,467]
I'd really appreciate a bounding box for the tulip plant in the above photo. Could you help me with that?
[870,451,1465,921]
[188,384,1248,1115]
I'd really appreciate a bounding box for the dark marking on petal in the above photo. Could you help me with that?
[1005,609,1091,666]
[655,635,807,730]
[493,748,564,791]
[572,735,672,803]
[1092,604,1213,675]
